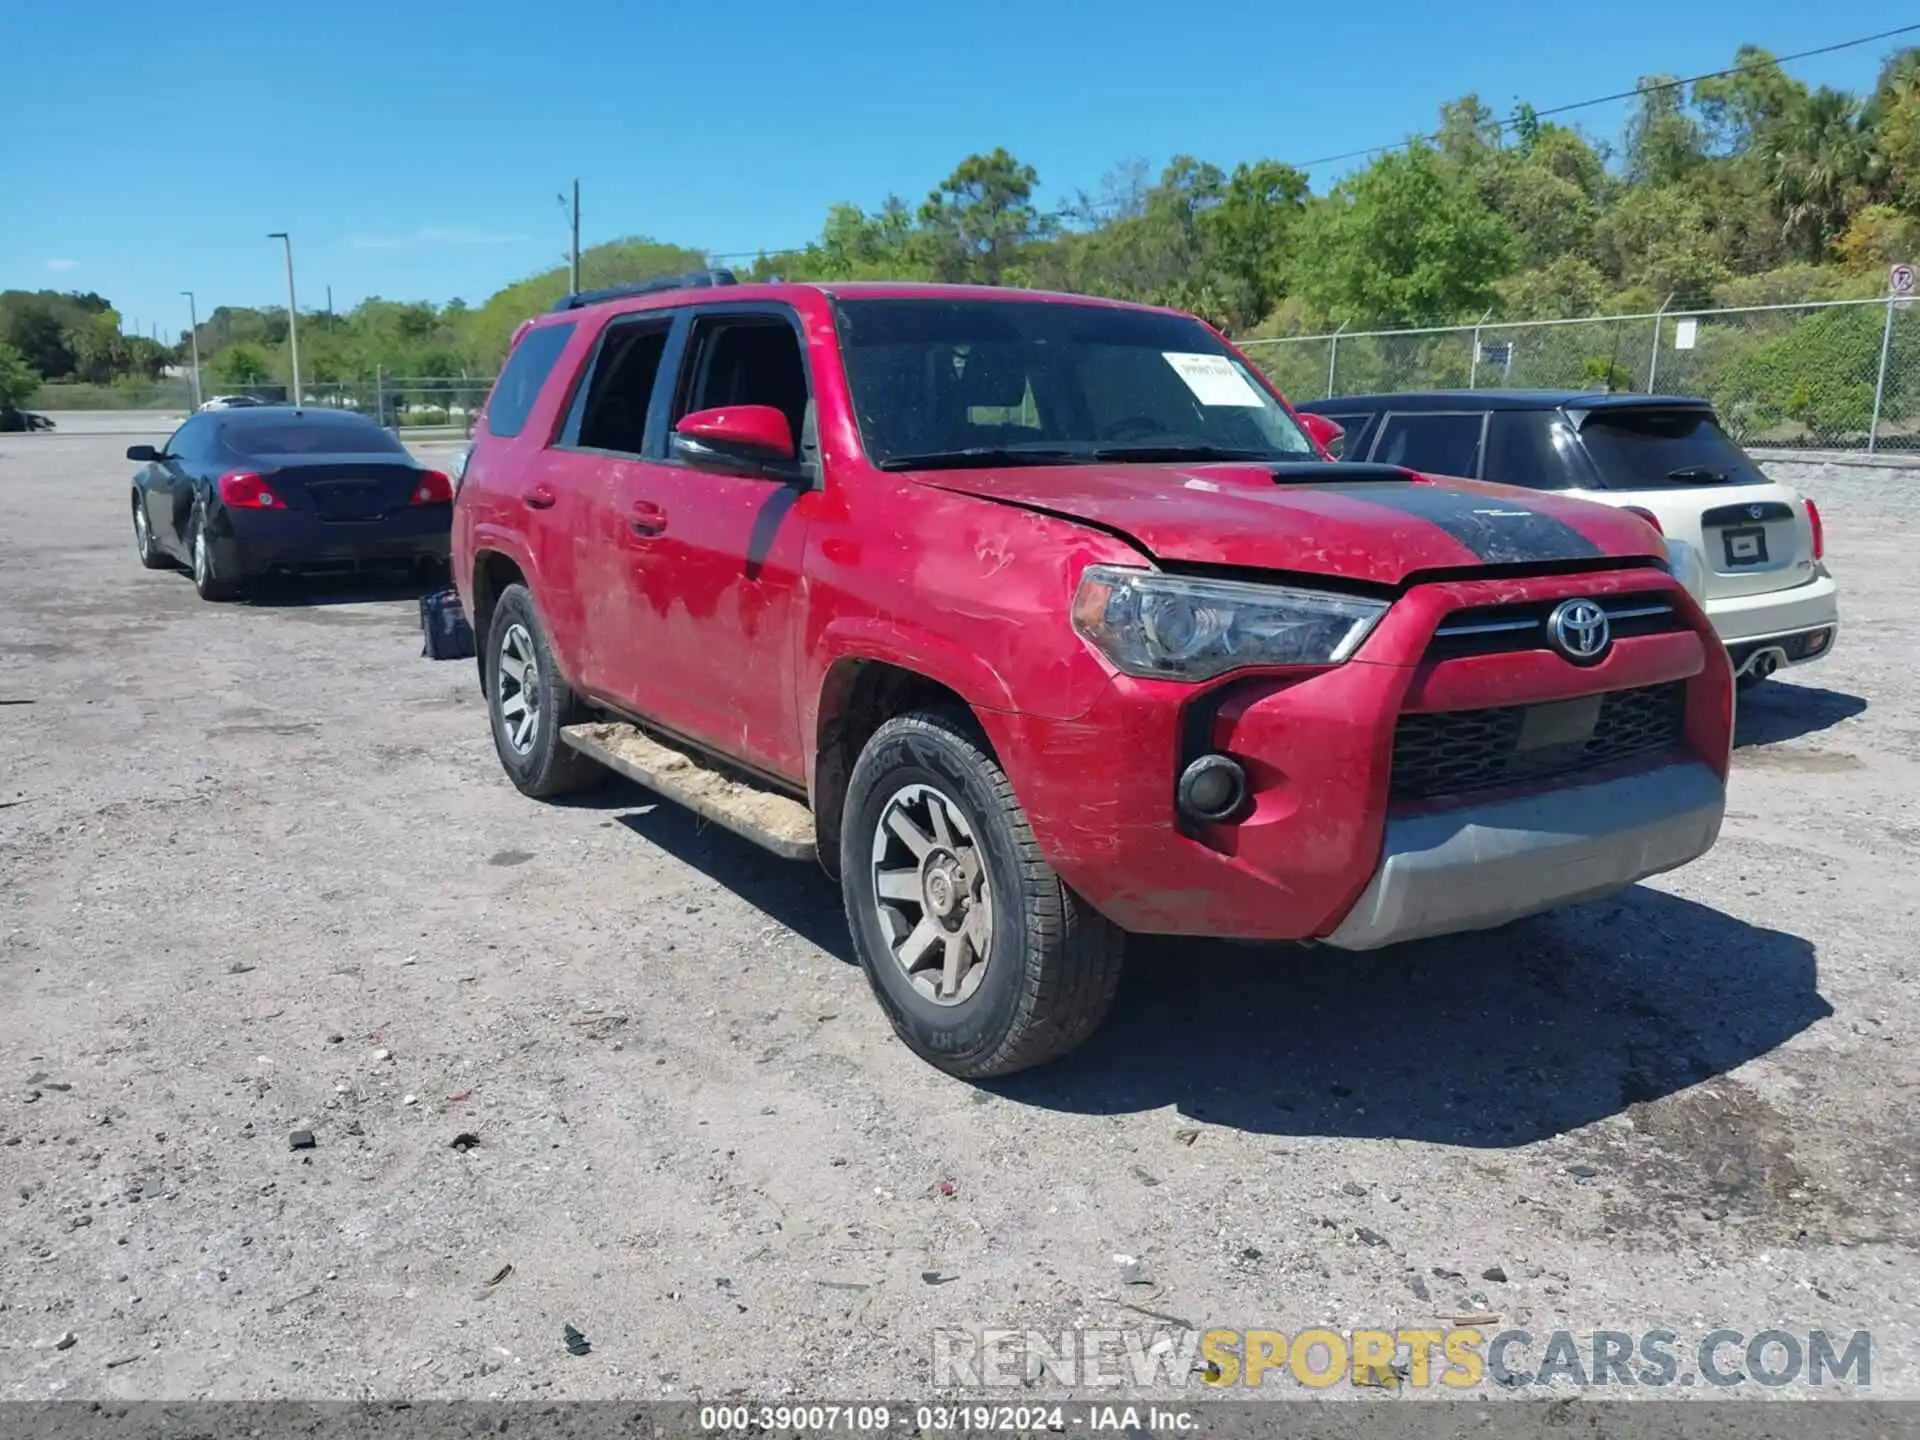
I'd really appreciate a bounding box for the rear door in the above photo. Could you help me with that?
[545,310,679,706]
[1569,405,1817,601]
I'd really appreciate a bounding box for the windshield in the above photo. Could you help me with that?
[222,414,407,457]
[833,298,1317,469]
[1576,407,1766,490]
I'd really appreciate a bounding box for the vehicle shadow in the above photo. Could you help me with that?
[599,779,857,965]
[594,774,1827,1146]
[240,571,445,610]
[996,889,1827,1145]
[1735,680,1867,749]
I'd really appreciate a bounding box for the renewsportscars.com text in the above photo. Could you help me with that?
[932,1327,1871,1390]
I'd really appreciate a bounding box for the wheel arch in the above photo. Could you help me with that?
[469,549,528,690]
[810,654,1009,881]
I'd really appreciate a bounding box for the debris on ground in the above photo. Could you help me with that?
[562,1324,591,1356]
[288,1129,316,1150]
[1173,1127,1201,1146]
[936,1178,956,1197]
[1114,1254,1152,1285]
[921,1271,958,1286]
[1482,1265,1509,1283]
[1354,1227,1389,1248]
[227,963,256,975]
[53,1332,76,1351]
[484,1264,512,1287]
[1566,1163,1600,1179]
[451,1132,480,1152]
[1129,1165,1161,1187]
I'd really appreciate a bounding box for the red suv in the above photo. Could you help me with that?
[453,273,1733,1077]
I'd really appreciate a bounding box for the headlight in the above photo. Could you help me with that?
[1072,565,1388,681]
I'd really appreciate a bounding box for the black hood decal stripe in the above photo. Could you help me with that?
[1298,482,1603,565]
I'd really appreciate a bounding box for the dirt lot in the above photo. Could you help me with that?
[2,431,1917,1402]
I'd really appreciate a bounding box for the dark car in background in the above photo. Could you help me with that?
[1296,390,1838,688]
[128,407,452,600]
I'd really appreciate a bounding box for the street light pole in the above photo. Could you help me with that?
[267,232,301,403]
[180,290,202,410]
[557,180,581,296]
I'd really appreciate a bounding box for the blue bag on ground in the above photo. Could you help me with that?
[420,587,475,660]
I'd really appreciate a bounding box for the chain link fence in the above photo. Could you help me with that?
[25,375,495,437]
[1240,297,1919,454]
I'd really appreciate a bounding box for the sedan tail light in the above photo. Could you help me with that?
[218,471,285,509]
[410,470,453,505]
[1806,497,1824,560]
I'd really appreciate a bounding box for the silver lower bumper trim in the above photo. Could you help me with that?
[1322,760,1725,951]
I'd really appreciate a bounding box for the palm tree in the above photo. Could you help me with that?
[1764,88,1879,260]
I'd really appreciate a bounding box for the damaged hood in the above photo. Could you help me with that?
[905,460,1662,586]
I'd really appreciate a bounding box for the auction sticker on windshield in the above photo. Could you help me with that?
[1163,352,1264,406]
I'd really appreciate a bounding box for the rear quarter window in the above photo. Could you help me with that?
[1372,411,1488,477]
[486,322,577,439]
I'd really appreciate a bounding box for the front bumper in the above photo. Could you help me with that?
[989,569,1733,944]
[215,503,452,579]
[1321,760,1724,950]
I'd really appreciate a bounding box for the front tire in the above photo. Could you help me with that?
[189,503,237,600]
[132,493,169,570]
[485,583,603,798]
[840,708,1125,1078]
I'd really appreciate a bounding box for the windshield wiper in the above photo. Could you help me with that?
[874,446,1091,472]
[1667,465,1730,483]
[1086,443,1279,463]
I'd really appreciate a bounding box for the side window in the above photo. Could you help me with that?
[1483,411,1567,490]
[1373,411,1486,477]
[570,318,673,456]
[165,416,203,462]
[486,322,577,439]
[672,314,811,454]
[1319,412,1372,459]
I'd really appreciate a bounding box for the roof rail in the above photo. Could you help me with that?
[550,269,740,312]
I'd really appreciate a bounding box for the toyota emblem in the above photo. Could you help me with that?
[1547,598,1612,663]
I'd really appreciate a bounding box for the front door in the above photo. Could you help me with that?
[605,307,819,783]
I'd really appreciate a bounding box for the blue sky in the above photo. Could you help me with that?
[3,0,1913,340]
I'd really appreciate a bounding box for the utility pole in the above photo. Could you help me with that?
[267,232,301,403]
[326,284,334,330]
[558,180,581,295]
[181,291,202,410]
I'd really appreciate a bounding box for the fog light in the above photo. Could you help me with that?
[1177,754,1247,823]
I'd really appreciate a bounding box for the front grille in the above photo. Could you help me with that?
[1390,682,1686,803]
[1425,592,1681,661]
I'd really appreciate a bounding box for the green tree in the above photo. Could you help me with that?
[1624,76,1707,187]
[210,343,272,386]
[1764,87,1877,260]
[918,148,1052,284]
[0,342,40,408]
[1287,144,1514,327]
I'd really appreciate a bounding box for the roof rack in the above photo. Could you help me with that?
[550,269,739,312]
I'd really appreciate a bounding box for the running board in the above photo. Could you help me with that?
[559,721,818,862]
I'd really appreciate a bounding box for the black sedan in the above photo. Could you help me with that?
[128,407,451,600]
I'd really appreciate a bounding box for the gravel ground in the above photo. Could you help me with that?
[2,432,1917,1403]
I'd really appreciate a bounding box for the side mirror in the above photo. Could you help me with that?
[670,405,798,478]
[1297,412,1345,459]
[126,444,160,462]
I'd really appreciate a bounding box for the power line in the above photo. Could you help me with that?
[1290,20,1920,170]
[695,21,1920,262]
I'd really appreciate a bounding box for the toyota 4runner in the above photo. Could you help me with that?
[453,274,1734,1077]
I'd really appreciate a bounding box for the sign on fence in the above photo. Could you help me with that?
[1673,318,1698,351]
[1893,263,1915,312]
[1477,341,1512,368]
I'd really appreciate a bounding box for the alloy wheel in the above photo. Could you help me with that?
[496,622,542,756]
[868,782,995,1006]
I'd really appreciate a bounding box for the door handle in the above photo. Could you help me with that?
[523,485,557,509]
[627,500,668,537]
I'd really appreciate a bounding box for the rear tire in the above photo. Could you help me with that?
[132,493,169,570]
[484,583,603,798]
[840,708,1125,1078]
[189,502,237,600]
